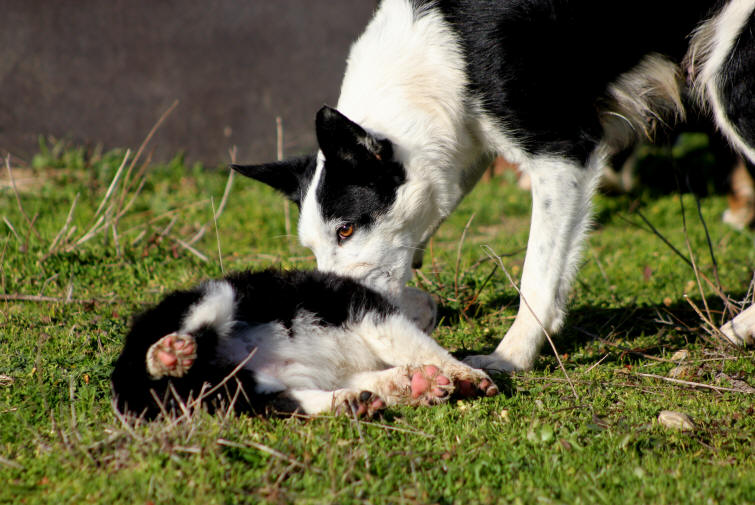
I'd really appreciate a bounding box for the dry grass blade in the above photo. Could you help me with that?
[0,293,99,304]
[0,455,24,470]
[678,192,715,326]
[454,213,476,300]
[3,216,21,244]
[692,193,729,311]
[683,295,731,348]
[172,237,209,262]
[631,209,732,311]
[117,99,179,211]
[5,155,40,240]
[67,149,131,250]
[183,169,235,248]
[635,372,752,394]
[110,399,144,441]
[44,193,79,259]
[277,116,292,240]
[190,348,257,408]
[481,244,580,401]
[584,353,610,373]
[634,210,691,268]
[212,196,224,273]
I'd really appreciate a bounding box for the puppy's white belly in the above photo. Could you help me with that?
[215,317,386,392]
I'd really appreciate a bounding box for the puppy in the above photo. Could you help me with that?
[111,269,497,418]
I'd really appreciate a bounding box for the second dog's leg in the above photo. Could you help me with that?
[465,156,600,372]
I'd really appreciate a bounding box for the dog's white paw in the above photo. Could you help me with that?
[719,305,755,347]
[146,332,197,379]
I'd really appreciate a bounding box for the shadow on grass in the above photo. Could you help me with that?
[451,292,744,372]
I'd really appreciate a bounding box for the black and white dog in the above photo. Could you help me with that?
[233,0,755,372]
[111,269,497,418]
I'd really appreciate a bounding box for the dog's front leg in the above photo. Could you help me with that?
[465,156,601,372]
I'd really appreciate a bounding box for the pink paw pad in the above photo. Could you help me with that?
[147,332,197,379]
[409,365,453,405]
[454,376,499,399]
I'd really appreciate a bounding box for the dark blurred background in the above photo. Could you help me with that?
[0,0,377,165]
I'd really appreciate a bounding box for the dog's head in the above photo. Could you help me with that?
[233,106,436,299]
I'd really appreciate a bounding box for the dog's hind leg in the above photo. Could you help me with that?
[465,155,602,372]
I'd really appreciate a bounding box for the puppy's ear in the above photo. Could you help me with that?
[315,105,393,166]
[231,155,315,206]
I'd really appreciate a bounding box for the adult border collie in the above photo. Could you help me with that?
[111,269,497,418]
[233,0,755,372]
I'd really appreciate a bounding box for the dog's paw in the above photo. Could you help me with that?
[447,365,499,399]
[463,351,533,373]
[146,332,197,379]
[333,390,386,418]
[406,364,454,406]
[719,305,755,347]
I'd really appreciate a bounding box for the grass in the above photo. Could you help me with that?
[1,135,754,504]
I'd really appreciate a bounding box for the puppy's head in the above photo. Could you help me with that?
[233,106,432,299]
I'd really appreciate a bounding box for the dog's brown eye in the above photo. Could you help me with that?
[337,223,355,242]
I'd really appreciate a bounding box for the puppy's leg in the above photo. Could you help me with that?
[347,365,454,407]
[353,314,499,398]
[465,156,600,372]
[286,389,385,417]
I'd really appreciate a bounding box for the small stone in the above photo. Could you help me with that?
[658,410,695,431]
[670,349,689,362]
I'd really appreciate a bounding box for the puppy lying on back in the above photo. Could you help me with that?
[111,269,497,418]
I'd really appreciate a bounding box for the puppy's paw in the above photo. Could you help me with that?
[333,390,386,418]
[406,364,454,406]
[448,365,499,399]
[146,332,197,379]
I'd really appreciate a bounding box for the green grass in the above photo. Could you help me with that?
[1,139,754,504]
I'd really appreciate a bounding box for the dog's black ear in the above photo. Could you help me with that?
[231,156,315,206]
[315,105,393,167]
